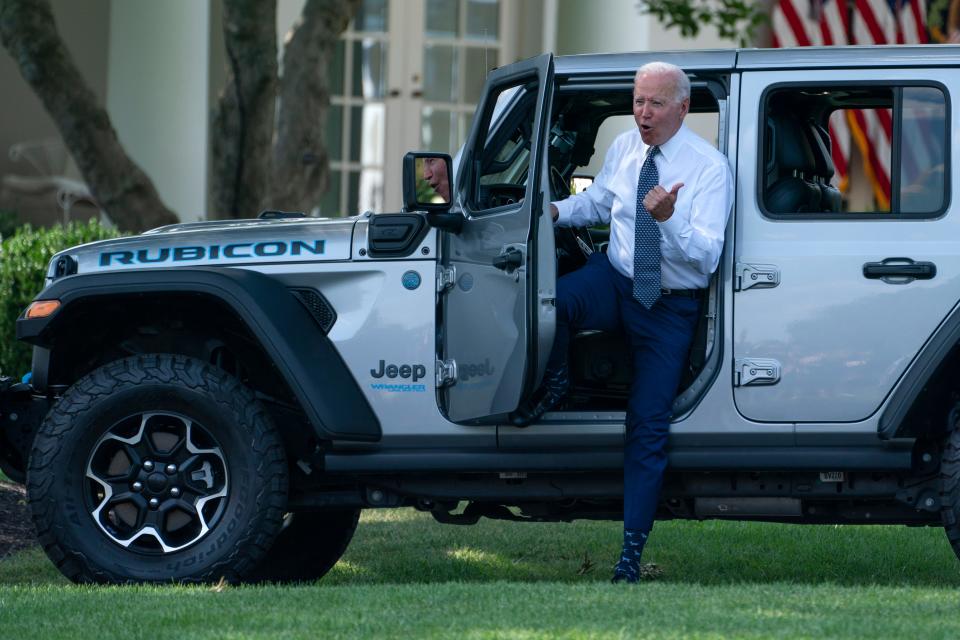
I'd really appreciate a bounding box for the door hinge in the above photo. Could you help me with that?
[437,265,456,293]
[735,263,780,291]
[436,359,458,387]
[733,358,781,386]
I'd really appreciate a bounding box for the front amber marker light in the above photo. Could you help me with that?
[25,300,61,319]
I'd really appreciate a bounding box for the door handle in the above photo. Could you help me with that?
[493,247,523,272]
[863,257,936,283]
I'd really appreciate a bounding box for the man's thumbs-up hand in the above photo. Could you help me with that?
[643,182,684,222]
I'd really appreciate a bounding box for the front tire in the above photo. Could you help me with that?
[27,354,288,583]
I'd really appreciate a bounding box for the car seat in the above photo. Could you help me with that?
[764,115,822,214]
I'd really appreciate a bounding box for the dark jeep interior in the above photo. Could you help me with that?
[761,84,947,217]
[762,86,887,215]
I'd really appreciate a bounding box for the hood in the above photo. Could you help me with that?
[46,216,359,280]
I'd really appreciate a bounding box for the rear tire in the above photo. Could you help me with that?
[941,424,960,560]
[249,508,360,583]
[27,354,288,583]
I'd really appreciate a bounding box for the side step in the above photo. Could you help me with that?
[694,497,802,518]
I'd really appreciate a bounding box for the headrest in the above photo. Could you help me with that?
[806,122,835,179]
[769,116,817,174]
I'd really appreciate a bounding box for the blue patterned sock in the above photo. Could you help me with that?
[611,528,648,583]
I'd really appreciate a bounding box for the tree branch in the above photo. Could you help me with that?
[639,0,768,47]
[0,0,177,232]
[210,0,278,219]
[271,0,359,213]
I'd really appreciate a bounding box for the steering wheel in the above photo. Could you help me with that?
[482,183,527,209]
[554,226,594,274]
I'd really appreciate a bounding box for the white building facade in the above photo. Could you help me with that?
[0,0,737,223]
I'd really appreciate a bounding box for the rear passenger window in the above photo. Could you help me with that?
[760,84,948,218]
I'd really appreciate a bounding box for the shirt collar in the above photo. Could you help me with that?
[650,123,688,165]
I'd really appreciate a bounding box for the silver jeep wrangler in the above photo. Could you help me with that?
[2,45,958,584]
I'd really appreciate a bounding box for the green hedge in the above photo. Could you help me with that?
[0,219,120,378]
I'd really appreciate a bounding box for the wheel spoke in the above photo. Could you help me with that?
[85,411,230,555]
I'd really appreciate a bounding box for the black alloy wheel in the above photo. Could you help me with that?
[85,411,229,553]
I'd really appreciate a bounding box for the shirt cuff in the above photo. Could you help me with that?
[657,211,686,241]
[553,199,573,227]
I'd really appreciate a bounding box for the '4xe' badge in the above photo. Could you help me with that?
[402,271,421,290]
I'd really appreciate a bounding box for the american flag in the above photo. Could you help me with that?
[771,0,928,207]
[771,0,852,192]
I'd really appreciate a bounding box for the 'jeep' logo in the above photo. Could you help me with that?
[371,360,426,382]
[459,358,495,382]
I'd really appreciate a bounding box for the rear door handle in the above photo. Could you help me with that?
[863,257,936,283]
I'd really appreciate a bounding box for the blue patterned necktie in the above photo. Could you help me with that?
[633,146,661,309]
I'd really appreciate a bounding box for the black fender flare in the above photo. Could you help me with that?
[879,301,960,440]
[17,268,381,442]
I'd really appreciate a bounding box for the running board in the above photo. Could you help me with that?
[323,446,913,474]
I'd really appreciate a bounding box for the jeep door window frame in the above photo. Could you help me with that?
[541,74,732,419]
[757,80,951,221]
[458,79,541,217]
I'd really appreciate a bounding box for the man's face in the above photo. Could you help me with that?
[633,71,689,146]
[422,157,450,201]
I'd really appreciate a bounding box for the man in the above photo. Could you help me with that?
[509,61,733,583]
[422,156,451,203]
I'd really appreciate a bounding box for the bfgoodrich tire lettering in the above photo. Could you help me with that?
[27,354,288,583]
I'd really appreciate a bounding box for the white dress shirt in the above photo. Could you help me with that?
[554,124,733,290]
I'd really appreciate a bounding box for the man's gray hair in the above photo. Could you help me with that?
[635,62,690,103]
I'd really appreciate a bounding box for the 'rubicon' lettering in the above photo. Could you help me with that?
[99,239,325,267]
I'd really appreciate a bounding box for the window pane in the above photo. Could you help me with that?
[348,171,361,215]
[319,170,342,217]
[358,103,385,165]
[352,39,387,98]
[463,47,498,103]
[848,107,893,211]
[330,41,345,96]
[900,87,946,214]
[423,44,458,102]
[359,168,384,213]
[355,0,387,32]
[760,85,895,215]
[349,105,364,163]
[426,0,458,37]
[471,83,534,210]
[465,0,498,40]
[421,107,455,154]
[326,105,343,162]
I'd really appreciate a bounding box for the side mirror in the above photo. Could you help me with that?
[403,152,462,233]
[403,152,453,212]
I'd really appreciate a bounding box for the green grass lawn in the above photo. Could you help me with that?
[2,509,959,639]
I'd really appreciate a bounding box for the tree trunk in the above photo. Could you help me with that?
[0,0,177,232]
[271,0,359,214]
[210,0,279,220]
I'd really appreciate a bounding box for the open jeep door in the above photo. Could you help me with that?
[441,54,556,423]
